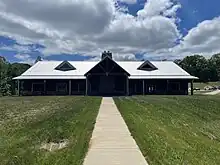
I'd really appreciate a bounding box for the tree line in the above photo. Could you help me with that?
[174,54,220,82]
[0,56,31,96]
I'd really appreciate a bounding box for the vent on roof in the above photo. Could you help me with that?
[137,60,158,71]
[55,61,76,71]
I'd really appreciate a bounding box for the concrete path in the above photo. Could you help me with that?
[83,97,148,165]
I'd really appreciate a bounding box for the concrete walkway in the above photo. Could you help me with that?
[83,97,148,165]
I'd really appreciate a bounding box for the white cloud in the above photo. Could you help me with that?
[137,0,180,18]
[0,0,183,60]
[172,16,220,57]
[163,3,181,18]
[117,0,137,4]
[14,54,35,64]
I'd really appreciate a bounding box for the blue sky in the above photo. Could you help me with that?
[0,0,220,63]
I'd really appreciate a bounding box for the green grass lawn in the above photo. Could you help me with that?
[114,96,220,165]
[0,96,101,165]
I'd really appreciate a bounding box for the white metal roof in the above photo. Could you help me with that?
[13,60,198,80]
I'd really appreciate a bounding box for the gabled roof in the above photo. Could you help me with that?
[84,56,130,76]
[13,60,198,80]
[55,60,76,71]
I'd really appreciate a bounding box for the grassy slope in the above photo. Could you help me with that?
[114,96,220,165]
[0,96,101,165]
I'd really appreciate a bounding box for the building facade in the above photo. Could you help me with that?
[14,52,197,96]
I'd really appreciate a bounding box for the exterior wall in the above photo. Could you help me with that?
[20,78,189,96]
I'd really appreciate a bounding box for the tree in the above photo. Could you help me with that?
[0,77,12,96]
[0,59,11,96]
[174,59,182,65]
[0,57,31,96]
[210,53,220,80]
[7,63,31,94]
[178,55,210,82]
[35,56,42,63]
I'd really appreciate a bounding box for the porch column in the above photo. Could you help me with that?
[18,80,20,96]
[166,80,169,94]
[69,80,71,95]
[44,80,46,95]
[126,77,129,96]
[142,80,145,95]
[86,77,88,96]
[77,83,80,93]
[191,80,194,95]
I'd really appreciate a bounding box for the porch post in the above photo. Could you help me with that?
[191,80,194,95]
[142,80,145,95]
[86,77,88,96]
[18,80,20,96]
[77,83,80,93]
[166,80,169,94]
[126,77,129,96]
[69,80,71,95]
[44,80,46,95]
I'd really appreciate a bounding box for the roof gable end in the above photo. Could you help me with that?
[137,60,158,71]
[55,61,76,71]
[84,56,130,76]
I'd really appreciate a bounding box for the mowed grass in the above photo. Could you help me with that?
[114,96,220,165]
[0,96,101,165]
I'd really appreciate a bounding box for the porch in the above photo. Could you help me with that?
[129,79,191,95]
[18,79,86,96]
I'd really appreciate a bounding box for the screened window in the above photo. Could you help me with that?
[56,83,67,92]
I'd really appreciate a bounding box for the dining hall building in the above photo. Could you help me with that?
[14,51,197,96]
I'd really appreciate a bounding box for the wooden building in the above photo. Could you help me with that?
[13,52,197,96]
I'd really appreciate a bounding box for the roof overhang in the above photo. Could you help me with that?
[129,75,199,79]
[13,76,86,80]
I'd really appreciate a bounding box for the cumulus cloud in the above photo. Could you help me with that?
[117,0,137,4]
[0,0,197,60]
[170,16,220,57]
[137,0,181,18]
[14,54,35,64]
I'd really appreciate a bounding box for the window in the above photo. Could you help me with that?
[137,61,158,71]
[55,61,76,71]
[148,85,156,93]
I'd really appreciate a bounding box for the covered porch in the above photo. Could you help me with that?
[17,79,86,96]
[85,56,130,96]
[129,79,194,95]
[86,74,128,96]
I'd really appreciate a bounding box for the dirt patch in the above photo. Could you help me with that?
[40,139,69,152]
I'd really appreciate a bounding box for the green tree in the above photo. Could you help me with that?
[0,58,11,96]
[210,53,220,80]
[0,57,31,96]
[178,55,210,82]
